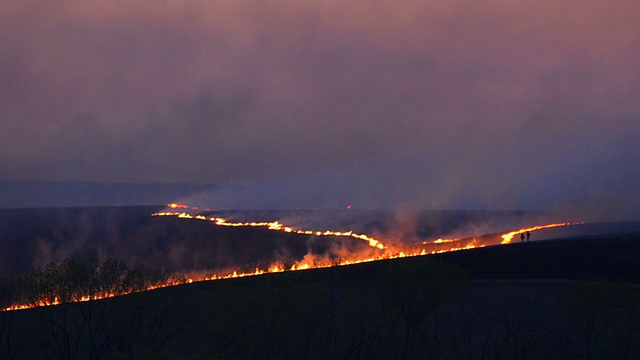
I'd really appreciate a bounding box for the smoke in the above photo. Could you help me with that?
[2,1,639,220]
[30,209,97,268]
[1,0,639,279]
[5,202,636,283]
[4,194,595,281]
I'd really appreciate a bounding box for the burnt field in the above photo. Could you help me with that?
[0,207,639,359]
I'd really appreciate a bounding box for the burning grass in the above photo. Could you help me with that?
[0,203,577,312]
[1,257,183,311]
[2,231,639,359]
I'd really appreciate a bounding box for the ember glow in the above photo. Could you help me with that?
[2,204,577,311]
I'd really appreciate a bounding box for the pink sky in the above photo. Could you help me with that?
[1,1,639,216]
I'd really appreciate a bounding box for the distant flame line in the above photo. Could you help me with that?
[154,211,386,249]
[2,204,576,312]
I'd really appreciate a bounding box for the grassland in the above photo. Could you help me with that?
[0,208,639,359]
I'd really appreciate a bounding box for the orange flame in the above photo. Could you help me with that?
[500,223,573,244]
[155,211,387,250]
[2,204,577,312]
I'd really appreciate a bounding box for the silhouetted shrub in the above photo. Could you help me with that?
[5,257,175,309]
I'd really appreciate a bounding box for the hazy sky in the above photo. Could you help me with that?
[1,1,639,216]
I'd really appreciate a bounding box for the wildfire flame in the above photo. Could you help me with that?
[155,211,386,250]
[2,203,576,312]
[500,223,572,244]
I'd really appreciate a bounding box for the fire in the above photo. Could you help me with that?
[500,223,572,244]
[423,238,459,244]
[168,203,189,209]
[2,203,577,312]
[155,211,387,250]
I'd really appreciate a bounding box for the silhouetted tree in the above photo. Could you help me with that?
[376,259,468,359]
[558,281,640,359]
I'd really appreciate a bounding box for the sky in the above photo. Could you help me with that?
[1,1,639,218]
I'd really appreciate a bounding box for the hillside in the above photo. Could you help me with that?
[2,232,639,359]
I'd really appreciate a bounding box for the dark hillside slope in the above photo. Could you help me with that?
[431,233,640,283]
[2,233,640,359]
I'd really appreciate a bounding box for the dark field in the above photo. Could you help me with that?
[0,207,639,359]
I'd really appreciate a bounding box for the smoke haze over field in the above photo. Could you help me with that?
[1,1,639,218]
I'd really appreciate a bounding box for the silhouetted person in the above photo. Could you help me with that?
[526,231,531,242]
[520,233,525,242]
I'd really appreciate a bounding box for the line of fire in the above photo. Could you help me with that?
[2,203,574,312]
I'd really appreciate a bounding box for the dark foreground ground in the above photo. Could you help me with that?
[1,231,639,359]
